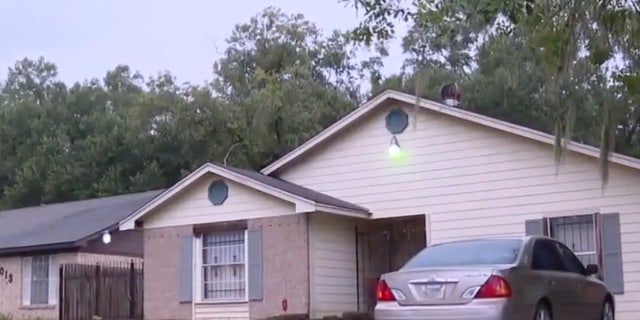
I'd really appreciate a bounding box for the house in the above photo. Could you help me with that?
[119,89,640,320]
[0,190,161,319]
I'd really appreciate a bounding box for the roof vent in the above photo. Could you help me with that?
[441,83,462,107]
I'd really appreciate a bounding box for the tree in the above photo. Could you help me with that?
[0,8,384,209]
[210,7,380,166]
[343,0,640,188]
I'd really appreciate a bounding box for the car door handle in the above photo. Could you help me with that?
[549,280,556,286]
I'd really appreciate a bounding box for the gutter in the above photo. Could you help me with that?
[314,203,371,218]
[0,223,121,257]
[0,242,79,257]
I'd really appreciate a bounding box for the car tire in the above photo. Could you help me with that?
[601,300,614,320]
[534,302,552,320]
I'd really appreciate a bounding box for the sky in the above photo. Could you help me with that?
[0,0,407,86]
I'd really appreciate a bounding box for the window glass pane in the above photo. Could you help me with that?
[202,230,245,301]
[402,239,522,269]
[549,215,595,254]
[30,256,49,305]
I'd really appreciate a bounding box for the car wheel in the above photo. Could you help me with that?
[534,302,552,320]
[601,300,614,320]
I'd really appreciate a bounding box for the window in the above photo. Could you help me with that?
[402,239,522,269]
[199,230,247,302]
[548,214,599,267]
[22,255,57,306]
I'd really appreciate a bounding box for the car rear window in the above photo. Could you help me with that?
[402,239,523,269]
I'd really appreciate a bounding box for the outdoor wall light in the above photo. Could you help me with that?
[101,230,112,244]
[388,135,402,157]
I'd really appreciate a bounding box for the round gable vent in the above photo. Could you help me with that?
[386,108,409,134]
[208,180,229,205]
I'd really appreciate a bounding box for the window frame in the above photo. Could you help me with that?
[30,255,50,305]
[543,213,602,270]
[22,255,56,306]
[194,229,249,304]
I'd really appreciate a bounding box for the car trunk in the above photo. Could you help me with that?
[383,266,496,306]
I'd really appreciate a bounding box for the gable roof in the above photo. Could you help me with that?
[221,165,369,212]
[261,90,640,175]
[119,162,369,230]
[0,190,162,255]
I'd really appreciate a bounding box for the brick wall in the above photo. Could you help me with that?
[248,214,309,319]
[143,225,193,320]
[0,251,146,320]
[0,252,77,320]
[142,214,310,320]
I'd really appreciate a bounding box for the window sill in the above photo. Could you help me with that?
[21,304,56,310]
[195,299,248,305]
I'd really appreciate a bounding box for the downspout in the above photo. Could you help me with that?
[355,224,360,312]
[306,212,312,318]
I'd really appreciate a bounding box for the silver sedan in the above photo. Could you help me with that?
[374,236,614,320]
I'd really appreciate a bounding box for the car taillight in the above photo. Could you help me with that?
[474,275,512,298]
[377,279,396,301]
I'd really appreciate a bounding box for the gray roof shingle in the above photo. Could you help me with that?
[0,190,162,253]
[218,164,369,213]
[0,164,367,254]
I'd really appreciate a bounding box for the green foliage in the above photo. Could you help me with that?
[343,0,640,189]
[1,4,639,209]
[0,8,377,209]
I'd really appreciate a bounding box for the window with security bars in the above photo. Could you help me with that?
[201,230,246,301]
[548,214,599,267]
[30,255,50,305]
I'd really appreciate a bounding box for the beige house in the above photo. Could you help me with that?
[119,90,640,320]
[0,190,159,319]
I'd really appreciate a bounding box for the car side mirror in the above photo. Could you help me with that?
[585,264,599,276]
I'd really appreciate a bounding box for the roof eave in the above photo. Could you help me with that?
[260,90,396,176]
[261,90,640,176]
[74,223,122,246]
[0,242,79,257]
[314,203,371,218]
[119,163,318,230]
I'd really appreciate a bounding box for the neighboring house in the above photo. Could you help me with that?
[119,89,640,320]
[0,190,161,319]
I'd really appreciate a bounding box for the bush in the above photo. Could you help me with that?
[0,313,13,320]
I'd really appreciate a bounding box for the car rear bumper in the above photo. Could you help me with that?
[374,299,510,320]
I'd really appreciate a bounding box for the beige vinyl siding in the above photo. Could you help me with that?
[279,102,640,320]
[143,174,296,229]
[194,303,249,320]
[309,213,358,318]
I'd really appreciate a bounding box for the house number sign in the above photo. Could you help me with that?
[0,266,14,285]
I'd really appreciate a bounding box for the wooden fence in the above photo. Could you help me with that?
[58,260,143,320]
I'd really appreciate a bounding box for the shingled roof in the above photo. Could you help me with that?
[0,190,162,255]
[219,164,368,213]
[119,163,370,230]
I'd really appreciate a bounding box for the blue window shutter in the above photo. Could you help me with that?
[247,228,263,301]
[179,235,193,303]
[601,213,624,294]
[525,218,548,236]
